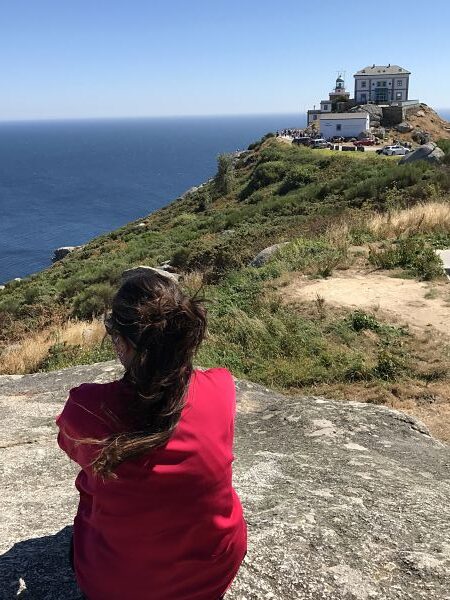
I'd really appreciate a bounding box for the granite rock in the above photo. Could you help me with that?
[0,362,449,599]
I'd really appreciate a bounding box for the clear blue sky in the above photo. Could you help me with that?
[1,0,449,120]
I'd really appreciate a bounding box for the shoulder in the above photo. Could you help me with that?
[57,380,126,436]
[195,367,235,387]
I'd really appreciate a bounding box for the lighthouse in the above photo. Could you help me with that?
[329,74,350,102]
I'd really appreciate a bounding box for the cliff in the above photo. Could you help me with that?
[1,362,449,599]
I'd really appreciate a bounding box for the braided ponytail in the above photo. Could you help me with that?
[91,272,207,478]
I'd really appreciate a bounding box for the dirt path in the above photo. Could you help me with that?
[281,272,450,336]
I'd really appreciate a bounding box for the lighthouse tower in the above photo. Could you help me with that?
[329,74,350,102]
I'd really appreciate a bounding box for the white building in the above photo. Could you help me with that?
[354,64,410,104]
[319,112,370,139]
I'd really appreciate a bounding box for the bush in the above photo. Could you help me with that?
[37,341,114,372]
[274,237,347,277]
[279,165,319,195]
[240,160,288,200]
[73,283,115,318]
[369,237,444,280]
[215,154,235,195]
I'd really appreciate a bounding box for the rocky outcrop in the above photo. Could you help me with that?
[411,130,432,145]
[248,242,289,267]
[351,105,383,128]
[395,122,413,133]
[52,246,83,263]
[399,142,445,165]
[0,361,449,599]
[122,264,181,283]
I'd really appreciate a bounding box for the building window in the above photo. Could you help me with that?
[361,93,367,103]
[313,115,317,120]
[361,81,367,88]
[323,104,329,110]
[336,124,342,131]
[397,80,403,86]
[396,92,402,100]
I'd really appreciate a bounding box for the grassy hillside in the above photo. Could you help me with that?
[1,135,450,438]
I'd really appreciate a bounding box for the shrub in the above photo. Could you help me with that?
[274,236,347,277]
[215,153,235,195]
[73,283,115,318]
[37,341,114,372]
[279,165,319,195]
[369,237,444,280]
[373,349,406,381]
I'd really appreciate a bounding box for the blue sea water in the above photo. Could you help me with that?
[0,114,304,284]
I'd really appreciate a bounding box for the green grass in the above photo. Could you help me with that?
[1,135,449,391]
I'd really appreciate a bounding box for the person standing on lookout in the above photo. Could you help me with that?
[56,271,248,600]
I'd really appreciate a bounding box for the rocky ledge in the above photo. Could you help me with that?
[0,361,449,599]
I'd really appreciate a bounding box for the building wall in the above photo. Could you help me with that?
[307,110,321,125]
[354,75,409,104]
[319,116,369,139]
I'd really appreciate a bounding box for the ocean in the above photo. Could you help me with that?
[0,114,304,284]
[0,110,449,284]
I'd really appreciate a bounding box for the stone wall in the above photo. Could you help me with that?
[382,102,422,126]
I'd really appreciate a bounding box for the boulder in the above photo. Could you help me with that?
[416,110,425,117]
[371,126,386,139]
[399,142,445,165]
[351,104,383,120]
[395,122,413,133]
[0,361,449,599]
[52,246,83,263]
[412,130,432,145]
[248,242,289,267]
[121,265,180,283]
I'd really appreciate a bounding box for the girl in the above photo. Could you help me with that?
[56,271,247,599]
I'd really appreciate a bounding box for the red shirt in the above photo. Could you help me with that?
[56,367,247,600]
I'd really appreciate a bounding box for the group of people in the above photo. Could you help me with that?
[276,128,307,138]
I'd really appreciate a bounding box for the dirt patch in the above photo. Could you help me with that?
[276,270,450,443]
[280,271,450,336]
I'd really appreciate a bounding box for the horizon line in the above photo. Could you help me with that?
[0,111,309,125]
[1,107,449,125]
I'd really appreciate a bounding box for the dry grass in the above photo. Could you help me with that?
[181,270,207,296]
[368,200,450,238]
[0,318,106,375]
[325,221,350,251]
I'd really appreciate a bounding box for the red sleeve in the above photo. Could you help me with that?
[55,384,107,470]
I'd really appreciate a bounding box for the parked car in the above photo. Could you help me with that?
[292,136,311,146]
[310,138,328,149]
[381,145,411,156]
[354,138,376,147]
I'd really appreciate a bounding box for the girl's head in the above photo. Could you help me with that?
[94,270,207,478]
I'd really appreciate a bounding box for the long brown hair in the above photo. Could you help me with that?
[92,271,207,478]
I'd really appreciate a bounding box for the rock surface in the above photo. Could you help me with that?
[248,242,289,267]
[399,142,445,165]
[395,122,413,133]
[52,247,83,263]
[0,361,449,599]
[121,265,181,283]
